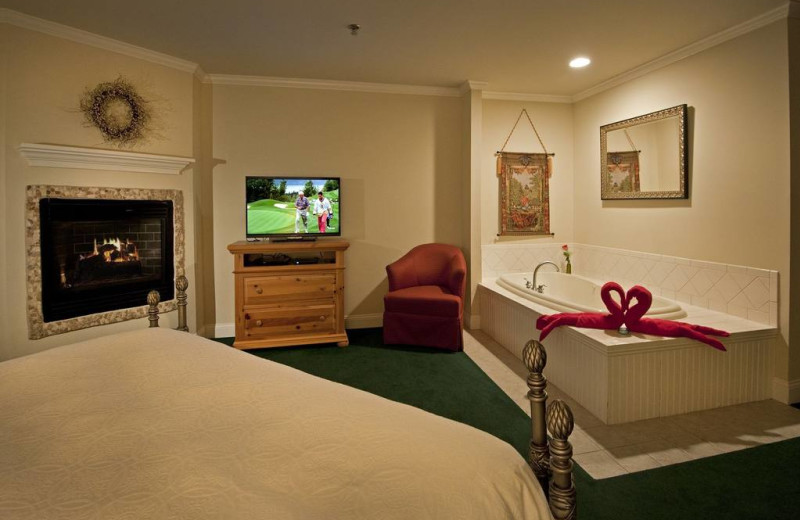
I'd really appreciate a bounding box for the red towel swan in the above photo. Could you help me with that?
[535,282,729,351]
[536,282,627,341]
[624,285,729,351]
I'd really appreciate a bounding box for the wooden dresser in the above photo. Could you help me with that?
[227,240,349,349]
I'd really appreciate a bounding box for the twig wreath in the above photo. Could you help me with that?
[79,77,152,146]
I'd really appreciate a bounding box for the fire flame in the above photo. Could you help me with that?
[90,237,139,262]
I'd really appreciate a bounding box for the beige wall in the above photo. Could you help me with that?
[462,86,483,324]
[210,86,463,331]
[573,22,791,377]
[0,25,199,360]
[790,13,800,383]
[195,78,216,336]
[1,12,797,394]
[1,25,9,343]
[481,99,574,245]
[191,75,216,337]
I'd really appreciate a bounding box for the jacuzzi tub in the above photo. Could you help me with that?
[496,271,687,320]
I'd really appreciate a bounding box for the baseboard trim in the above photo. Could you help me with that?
[772,377,800,404]
[345,313,383,329]
[466,313,481,330]
[214,323,236,339]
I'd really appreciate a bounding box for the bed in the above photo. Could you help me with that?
[0,290,576,519]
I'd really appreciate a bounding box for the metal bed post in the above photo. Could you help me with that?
[524,339,577,519]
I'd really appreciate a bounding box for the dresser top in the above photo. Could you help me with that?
[228,239,350,254]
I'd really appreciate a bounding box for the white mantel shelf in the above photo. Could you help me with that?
[18,143,195,175]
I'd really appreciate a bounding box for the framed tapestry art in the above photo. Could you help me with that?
[606,150,640,193]
[497,152,551,236]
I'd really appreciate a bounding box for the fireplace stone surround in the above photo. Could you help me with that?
[26,185,185,339]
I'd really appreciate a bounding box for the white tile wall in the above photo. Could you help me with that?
[482,243,779,327]
[481,243,568,280]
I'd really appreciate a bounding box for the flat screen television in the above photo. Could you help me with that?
[246,176,341,239]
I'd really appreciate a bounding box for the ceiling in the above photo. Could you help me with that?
[0,0,789,96]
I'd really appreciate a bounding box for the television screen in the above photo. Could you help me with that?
[246,176,341,238]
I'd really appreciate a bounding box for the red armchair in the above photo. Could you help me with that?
[383,243,467,351]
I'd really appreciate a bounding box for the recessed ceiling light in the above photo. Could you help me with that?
[569,57,591,68]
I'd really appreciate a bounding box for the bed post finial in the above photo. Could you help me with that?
[523,339,550,484]
[546,399,577,520]
[147,290,160,328]
[175,275,189,332]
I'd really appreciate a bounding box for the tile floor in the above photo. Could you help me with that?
[463,328,800,479]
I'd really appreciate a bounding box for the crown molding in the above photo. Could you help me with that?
[459,80,489,94]
[0,8,199,74]
[18,143,195,175]
[483,91,572,103]
[193,65,209,84]
[572,2,791,102]
[1,3,791,104]
[207,74,462,97]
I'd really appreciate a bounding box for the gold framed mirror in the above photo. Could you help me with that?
[600,104,688,200]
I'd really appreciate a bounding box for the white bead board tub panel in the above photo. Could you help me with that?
[604,335,773,424]
[481,243,778,327]
[479,285,610,422]
[479,282,776,424]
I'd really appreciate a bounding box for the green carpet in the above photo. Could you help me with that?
[215,329,800,519]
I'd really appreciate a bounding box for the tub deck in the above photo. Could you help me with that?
[479,278,778,424]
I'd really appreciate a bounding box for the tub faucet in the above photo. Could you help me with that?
[532,261,560,293]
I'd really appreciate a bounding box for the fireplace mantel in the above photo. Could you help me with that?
[18,143,195,175]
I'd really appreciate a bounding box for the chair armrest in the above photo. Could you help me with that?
[448,253,467,300]
[386,253,418,292]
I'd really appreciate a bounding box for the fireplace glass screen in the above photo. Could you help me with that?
[39,198,175,322]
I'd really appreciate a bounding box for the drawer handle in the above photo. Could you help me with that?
[245,313,250,320]
[319,315,326,321]
[255,287,263,294]
[256,319,263,327]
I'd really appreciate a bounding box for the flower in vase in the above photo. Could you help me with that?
[562,244,572,273]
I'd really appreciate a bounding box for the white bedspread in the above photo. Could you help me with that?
[0,328,550,519]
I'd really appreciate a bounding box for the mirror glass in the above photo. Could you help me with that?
[600,104,688,199]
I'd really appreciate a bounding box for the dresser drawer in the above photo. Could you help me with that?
[244,274,336,306]
[243,305,336,337]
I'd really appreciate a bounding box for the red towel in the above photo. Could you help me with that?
[624,285,729,351]
[536,282,730,351]
[536,282,626,341]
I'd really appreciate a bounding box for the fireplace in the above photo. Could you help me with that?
[39,198,175,322]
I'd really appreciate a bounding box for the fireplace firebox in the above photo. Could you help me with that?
[39,198,175,322]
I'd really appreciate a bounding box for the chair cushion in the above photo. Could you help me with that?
[384,285,462,317]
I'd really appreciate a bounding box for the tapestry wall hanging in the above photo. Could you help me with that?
[496,108,554,236]
[497,152,551,235]
[606,150,640,194]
